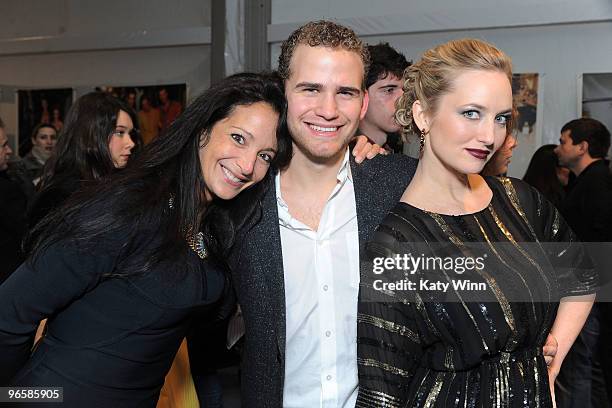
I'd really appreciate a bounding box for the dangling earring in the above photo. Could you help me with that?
[419,129,426,153]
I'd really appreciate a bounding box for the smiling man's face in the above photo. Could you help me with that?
[284,45,368,163]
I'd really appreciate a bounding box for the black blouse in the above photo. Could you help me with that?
[0,222,226,407]
[356,177,597,408]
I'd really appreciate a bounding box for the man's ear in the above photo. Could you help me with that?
[359,90,369,121]
[578,140,589,155]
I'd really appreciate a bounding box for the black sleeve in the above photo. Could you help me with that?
[0,241,117,383]
[581,175,612,242]
[357,226,422,407]
[510,177,598,297]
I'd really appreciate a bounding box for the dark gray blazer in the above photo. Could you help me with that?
[228,153,417,407]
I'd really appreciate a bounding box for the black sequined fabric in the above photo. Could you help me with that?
[356,177,597,408]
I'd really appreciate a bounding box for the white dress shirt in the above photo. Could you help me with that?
[277,150,360,408]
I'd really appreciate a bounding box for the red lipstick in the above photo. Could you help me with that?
[466,148,490,160]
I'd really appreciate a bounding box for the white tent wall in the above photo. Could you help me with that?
[583,74,612,159]
[269,0,612,177]
[0,0,212,144]
[270,0,611,26]
[0,46,211,93]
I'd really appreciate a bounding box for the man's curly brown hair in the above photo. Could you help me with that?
[278,20,370,89]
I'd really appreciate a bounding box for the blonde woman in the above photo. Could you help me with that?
[357,39,596,407]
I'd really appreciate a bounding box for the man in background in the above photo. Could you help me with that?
[554,117,612,408]
[358,42,409,153]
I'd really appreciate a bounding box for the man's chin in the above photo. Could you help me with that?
[296,142,348,165]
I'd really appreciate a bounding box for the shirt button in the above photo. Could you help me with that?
[327,375,332,381]
[323,285,329,291]
[325,330,331,337]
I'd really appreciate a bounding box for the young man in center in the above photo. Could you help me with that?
[227,21,560,408]
[228,21,417,407]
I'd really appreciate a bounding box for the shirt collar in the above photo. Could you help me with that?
[338,148,352,184]
[275,148,352,209]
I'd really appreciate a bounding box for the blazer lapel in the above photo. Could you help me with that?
[350,156,380,247]
[256,176,287,361]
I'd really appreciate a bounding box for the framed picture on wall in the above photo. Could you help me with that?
[17,88,74,156]
[512,73,538,137]
[96,84,187,145]
[508,73,539,178]
[582,73,612,143]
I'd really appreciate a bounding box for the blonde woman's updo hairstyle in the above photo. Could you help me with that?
[395,38,514,139]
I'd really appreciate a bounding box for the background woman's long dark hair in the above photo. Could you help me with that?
[27,92,141,232]
[27,73,291,276]
[523,144,565,208]
[39,92,140,187]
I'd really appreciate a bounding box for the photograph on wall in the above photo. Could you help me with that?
[512,73,538,137]
[17,88,73,156]
[582,73,612,153]
[96,84,187,145]
[508,73,539,178]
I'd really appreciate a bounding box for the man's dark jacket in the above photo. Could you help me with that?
[227,154,417,407]
[559,159,612,242]
[556,158,612,403]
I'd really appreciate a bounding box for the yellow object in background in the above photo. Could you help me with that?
[157,338,199,408]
